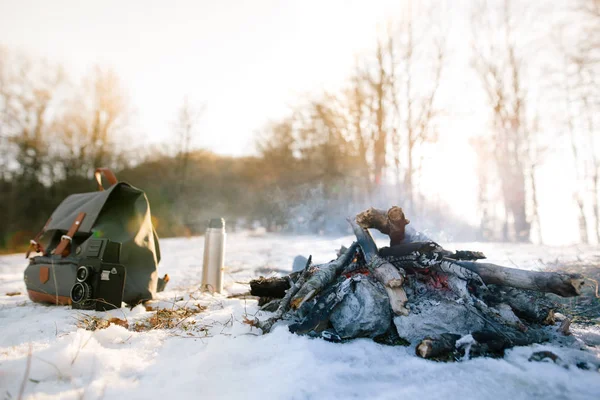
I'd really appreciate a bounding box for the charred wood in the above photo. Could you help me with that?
[249,272,300,298]
[481,286,556,325]
[291,242,358,309]
[416,333,461,360]
[457,261,585,297]
[417,329,550,360]
[349,218,409,315]
[369,256,409,315]
[289,279,349,335]
[260,298,281,312]
[259,256,312,333]
[467,329,550,358]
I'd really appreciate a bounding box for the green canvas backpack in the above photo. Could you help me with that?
[24,168,168,306]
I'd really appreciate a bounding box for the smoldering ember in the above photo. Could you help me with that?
[249,206,595,363]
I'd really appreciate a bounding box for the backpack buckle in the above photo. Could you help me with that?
[53,212,86,257]
[26,239,44,259]
[25,218,52,259]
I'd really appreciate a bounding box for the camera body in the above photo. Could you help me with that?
[70,238,126,311]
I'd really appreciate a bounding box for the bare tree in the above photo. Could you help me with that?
[553,0,600,243]
[574,1,600,242]
[56,67,131,180]
[471,0,540,242]
[346,63,374,196]
[386,1,446,214]
[470,136,496,240]
[172,96,205,194]
[0,48,64,183]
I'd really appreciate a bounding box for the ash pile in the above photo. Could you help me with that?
[250,206,592,362]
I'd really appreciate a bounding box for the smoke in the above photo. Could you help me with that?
[278,182,478,242]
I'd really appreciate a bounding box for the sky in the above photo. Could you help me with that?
[0,0,588,245]
[0,0,408,153]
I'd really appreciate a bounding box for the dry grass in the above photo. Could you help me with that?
[76,316,129,331]
[75,303,208,333]
[133,305,207,331]
[546,260,600,324]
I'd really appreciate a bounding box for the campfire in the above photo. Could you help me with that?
[250,206,587,361]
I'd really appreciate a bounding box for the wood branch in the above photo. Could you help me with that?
[457,261,585,297]
[558,318,571,336]
[259,256,312,333]
[356,206,410,246]
[290,243,358,309]
[289,280,350,335]
[369,256,409,316]
[416,333,461,359]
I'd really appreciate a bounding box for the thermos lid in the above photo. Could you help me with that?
[208,218,225,229]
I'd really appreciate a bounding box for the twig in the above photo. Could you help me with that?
[71,333,93,366]
[17,344,32,400]
[585,277,599,298]
[259,255,312,333]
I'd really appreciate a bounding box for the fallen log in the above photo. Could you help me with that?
[290,242,358,309]
[356,206,410,246]
[457,261,585,297]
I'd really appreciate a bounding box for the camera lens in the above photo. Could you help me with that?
[76,266,90,282]
[70,282,91,304]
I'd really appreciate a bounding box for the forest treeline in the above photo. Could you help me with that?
[1,0,598,251]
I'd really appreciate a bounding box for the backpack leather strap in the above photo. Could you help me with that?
[52,212,86,257]
[26,217,52,258]
[94,168,118,191]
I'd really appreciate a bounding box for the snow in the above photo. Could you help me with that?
[1,233,599,400]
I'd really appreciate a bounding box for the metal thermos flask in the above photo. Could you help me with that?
[201,218,226,293]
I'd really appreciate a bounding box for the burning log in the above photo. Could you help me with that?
[456,261,585,297]
[356,206,410,246]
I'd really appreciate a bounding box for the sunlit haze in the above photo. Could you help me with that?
[0,0,595,245]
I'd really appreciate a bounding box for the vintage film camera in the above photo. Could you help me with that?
[70,238,126,311]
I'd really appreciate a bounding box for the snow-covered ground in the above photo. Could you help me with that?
[1,233,599,400]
